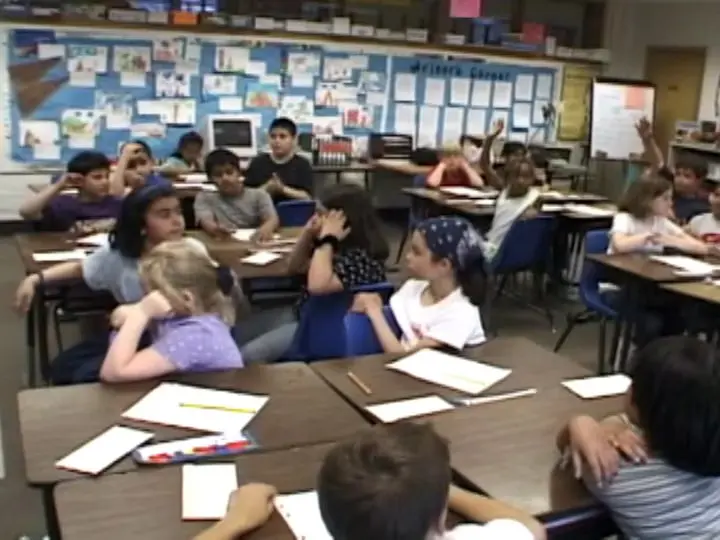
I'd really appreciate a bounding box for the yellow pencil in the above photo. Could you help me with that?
[179,403,257,414]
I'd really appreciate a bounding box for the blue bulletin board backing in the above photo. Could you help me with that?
[7,27,558,165]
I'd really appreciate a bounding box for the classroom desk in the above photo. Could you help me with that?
[312,337,622,536]
[587,253,715,372]
[660,280,720,304]
[53,441,462,540]
[18,363,369,486]
[14,229,302,385]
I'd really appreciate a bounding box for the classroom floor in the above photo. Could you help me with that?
[0,222,604,540]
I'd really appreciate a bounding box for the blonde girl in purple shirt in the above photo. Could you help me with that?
[100,240,243,383]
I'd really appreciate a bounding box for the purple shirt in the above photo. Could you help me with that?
[151,314,244,372]
[43,194,122,231]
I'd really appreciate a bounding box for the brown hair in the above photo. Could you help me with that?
[317,423,451,540]
[139,240,234,324]
[618,175,673,219]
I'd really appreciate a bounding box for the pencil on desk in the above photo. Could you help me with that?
[179,403,257,414]
[347,371,372,395]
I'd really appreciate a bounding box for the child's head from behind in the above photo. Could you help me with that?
[205,149,243,196]
[618,175,673,219]
[504,156,536,198]
[318,184,389,261]
[440,144,464,171]
[67,151,111,198]
[110,185,184,258]
[140,240,233,324]
[407,216,486,305]
[176,131,204,163]
[706,180,720,218]
[318,423,451,540]
[268,117,297,158]
[629,336,720,476]
[674,159,707,196]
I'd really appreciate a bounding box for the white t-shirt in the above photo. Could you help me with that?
[688,212,720,244]
[443,520,535,540]
[389,279,486,351]
[608,212,683,254]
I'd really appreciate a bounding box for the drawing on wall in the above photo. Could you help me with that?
[113,46,151,73]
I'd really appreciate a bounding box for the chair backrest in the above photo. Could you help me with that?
[490,215,556,273]
[579,229,611,306]
[344,306,401,356]
[288,282,395,362]
[276,200,316,227]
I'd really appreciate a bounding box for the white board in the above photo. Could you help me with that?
[590,79,655,161]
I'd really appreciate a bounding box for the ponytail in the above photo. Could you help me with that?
[456,259,487,307]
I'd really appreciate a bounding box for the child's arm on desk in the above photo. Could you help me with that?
[194,484,277,540]
[448,485,546,540]
[14,261,83,314]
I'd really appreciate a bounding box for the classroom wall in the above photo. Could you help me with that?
[604,0,720,122]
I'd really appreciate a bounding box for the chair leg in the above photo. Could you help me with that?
[395,228,410,264]
[53,307,64,353]
[553,315,577,352]
[597,317,607,375]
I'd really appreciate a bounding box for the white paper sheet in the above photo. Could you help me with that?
[241,251,283,266]
[512,103,532,130]
[275,491,333,540]
[439,186,495,198]
[366,395,454,423]
[33,250,87,262]
[562,374,631,399]
[470,80,491,108]
[424,78,446,106]
[180,173,209,183]
[562,204,615,217]
[231,229,256,242]
[122,383,269,433]
[182,464,238,520]
[393,104,417,137]
[55,426,153,475]
[387,349,511,395]
[649,255,720,275]
[394,73,417,102]
[418,106,440,147]
[536,74,553,100]
[514,74,535,102]
[465,108,488,136]
[76,233,109,247]
[442,107,465,146]
[492,81,513,108]
[450,78,471,106]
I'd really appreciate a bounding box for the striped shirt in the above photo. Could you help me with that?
[584,457,720,539]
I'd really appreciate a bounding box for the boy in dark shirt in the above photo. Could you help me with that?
[243,117,313,203]
[19,150,122,233]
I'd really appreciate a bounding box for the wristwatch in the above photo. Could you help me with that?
[315,235,340,250]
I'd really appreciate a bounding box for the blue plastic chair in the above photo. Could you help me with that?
[276,200,316,227]
[344,306,401,356]
[554,229,618,374]
[284,282,395,362]
[486,215,557,332]
[395,175,427,263]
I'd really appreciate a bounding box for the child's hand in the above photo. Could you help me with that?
[567,415,620,485]
[220,483,277,534]
[635,117,652,140]
[13,274,39,314]
[251,228,274,243]
[58,172,83,189]
[351,292,383,314]
[139,291,173,319]
[491,118,504,137]
[602,419,648,464]
[303,213,323,238]
[121,142,144,160]
[320,210,350,240]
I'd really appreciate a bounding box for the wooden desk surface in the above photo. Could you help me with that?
[13,228,301,278]
[587,253,716,283]
[18,363,369,485]
[312,337,623,517]
[661,280,720,305]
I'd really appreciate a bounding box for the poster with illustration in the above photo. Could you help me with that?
[245,82,279,108]
[156,72,192,98]
[68,45,107,73]
[340,104,374,129]
[61,109,100,148]
[154,38,184,62]
[287,52,320,76]
[95,91,133,130]
[203,75,237,96]
[19,120,59,148]
[359,72,387,93]
[315,83,357,108]
[160,100,196,125]
[215,46,250,73]
[279,95,314,124]
[113,46,151,73]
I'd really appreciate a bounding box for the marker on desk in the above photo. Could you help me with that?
[347,371,372,395]
[179,403,258,414]
[451,388,538,407]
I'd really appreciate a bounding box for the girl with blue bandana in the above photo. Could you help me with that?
[353,216,486,352]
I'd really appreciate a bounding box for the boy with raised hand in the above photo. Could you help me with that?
[113,140,169,191]
[244,117,313,203]
[19,150,122,233]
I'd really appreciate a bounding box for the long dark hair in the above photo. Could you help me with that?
[456,263,487,307]
[109,184,179,259]
[320,184,389,262]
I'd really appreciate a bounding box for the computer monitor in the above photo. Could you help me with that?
[202,114,258,160]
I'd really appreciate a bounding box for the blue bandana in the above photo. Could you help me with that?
[417,216,485,271]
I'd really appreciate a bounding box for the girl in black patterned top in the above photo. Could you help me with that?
[238,184,388,364]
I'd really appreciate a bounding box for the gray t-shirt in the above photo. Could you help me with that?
[483,187,541,260]
[193,188,276,229]
[688,212,720,243]
[585,455,720,539]
[82,237,208,303]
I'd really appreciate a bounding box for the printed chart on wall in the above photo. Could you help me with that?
[590,78,655,160]
[557,64,601,141]
[6,28,387,164]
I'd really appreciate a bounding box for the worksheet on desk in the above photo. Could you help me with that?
[275,491,333,540]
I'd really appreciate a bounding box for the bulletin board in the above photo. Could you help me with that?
[6,26,559,165]
[589,77,655,161]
